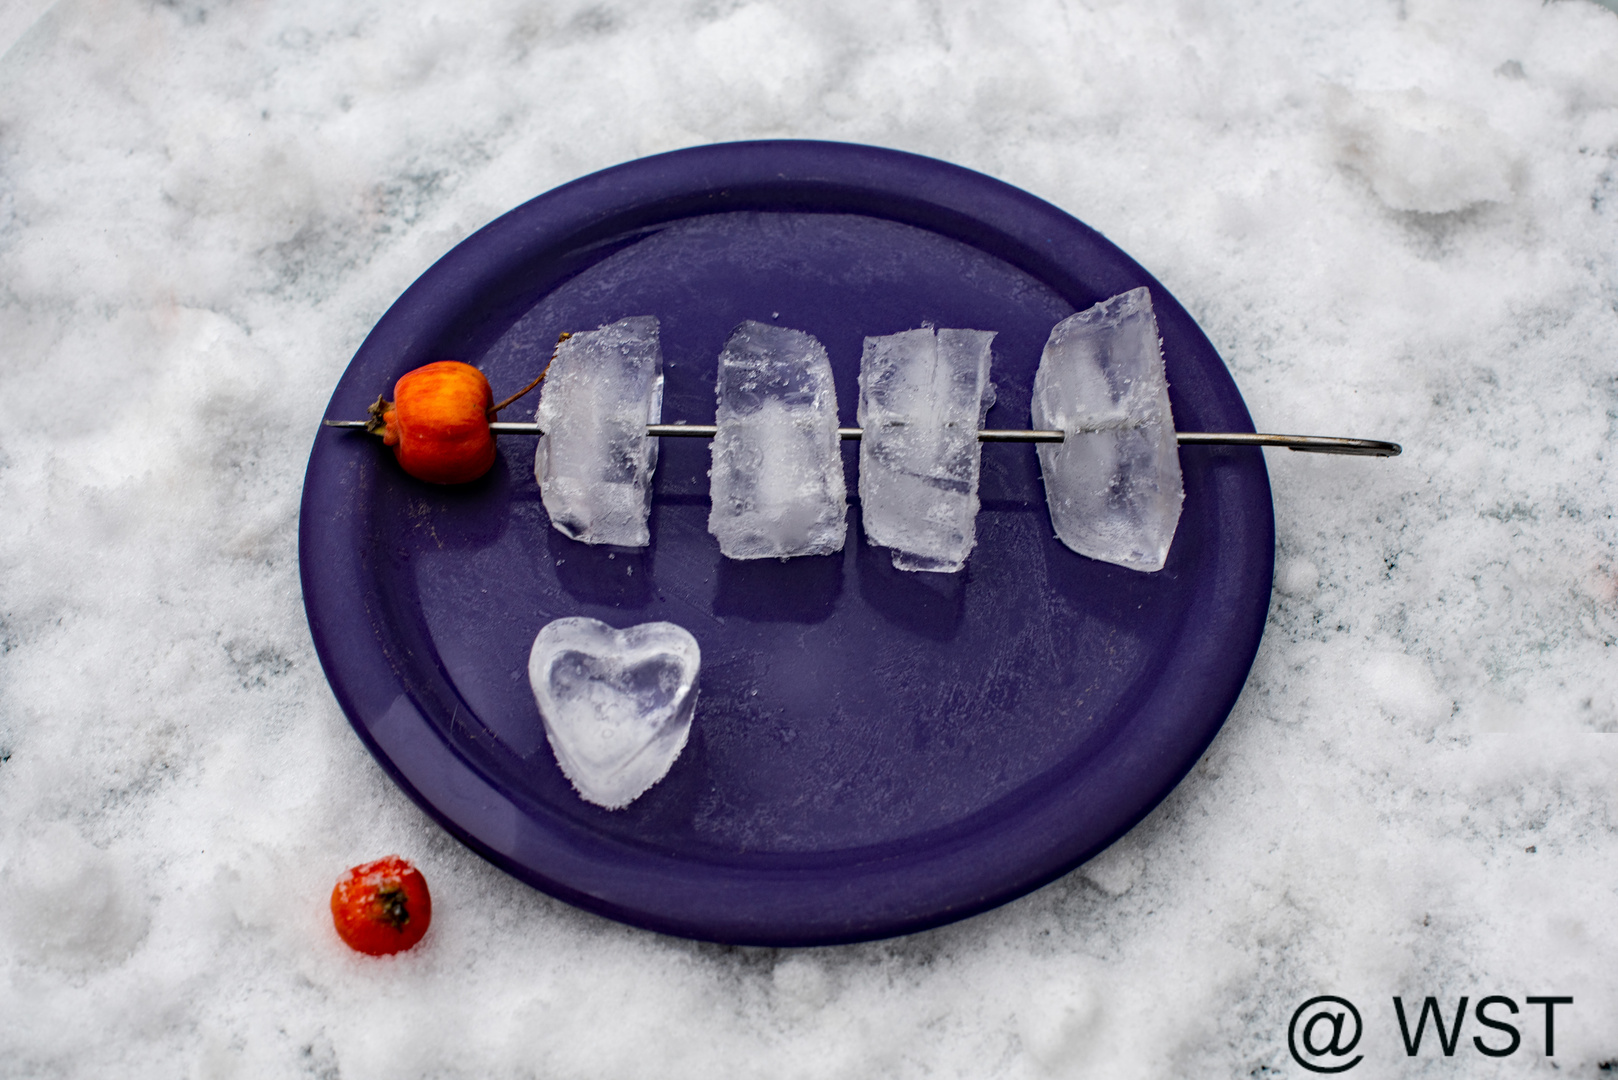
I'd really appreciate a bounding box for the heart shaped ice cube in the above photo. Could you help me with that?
[528,617,701,810]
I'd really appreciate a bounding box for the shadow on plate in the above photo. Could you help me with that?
[548,528,654,608]
[713,552,843,623]
[853,523,966,643]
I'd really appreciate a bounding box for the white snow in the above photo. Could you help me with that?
[2,0,1617,1076]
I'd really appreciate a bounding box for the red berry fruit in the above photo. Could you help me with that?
[359,337,563,486]
[370,361,499,485]
[330,856,432,956]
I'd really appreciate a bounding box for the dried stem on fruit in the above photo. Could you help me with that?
[365,394,391,435]
[488,332,572,416]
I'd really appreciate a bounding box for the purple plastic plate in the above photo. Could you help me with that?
[300,140,1273,946]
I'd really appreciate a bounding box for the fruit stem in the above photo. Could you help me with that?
[365,395,391,436]
[488,332,572,417]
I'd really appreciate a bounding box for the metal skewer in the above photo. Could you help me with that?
[323,419,1400,456]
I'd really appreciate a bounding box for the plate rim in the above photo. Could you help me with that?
[299,139,1274,945]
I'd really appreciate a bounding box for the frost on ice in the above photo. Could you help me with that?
[535,316,664,547]
[528,617,701,810]
[708,321,847,559]
[857,327,996,572]
[1032,288,1183,572]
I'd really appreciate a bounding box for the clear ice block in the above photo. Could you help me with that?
[1031,288,1184,572]
[534,316,664,547]
[528,617,701,810]
[708,321,847,559]
[857,327,996,572]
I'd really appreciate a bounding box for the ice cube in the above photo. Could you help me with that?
[528,617,701,810]
[1031,288,1183,571]
[857,327,996,572]
[708,321,847,559]
[534,316,664,547]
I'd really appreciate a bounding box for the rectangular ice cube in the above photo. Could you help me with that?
[1031,288,1184,571]
[708,321,847,559]
[535,316,664,547]
[857,327,996,572]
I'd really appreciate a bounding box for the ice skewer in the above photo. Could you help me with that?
[324,419,1400,456]
[327,304,1397,573]
[532,316,664,547]
[706,321,848,560]
[857,327,997,572]
[1033,288,1183,571]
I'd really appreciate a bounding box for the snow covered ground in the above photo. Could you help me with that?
[1,1,1616,1076]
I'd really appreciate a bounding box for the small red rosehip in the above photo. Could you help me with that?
[330,856,432,956]
[370,361,498,485]
[362,338,563,486]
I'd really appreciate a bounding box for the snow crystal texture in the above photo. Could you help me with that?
[534,315,664,547]
[2,0,1618,1077]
